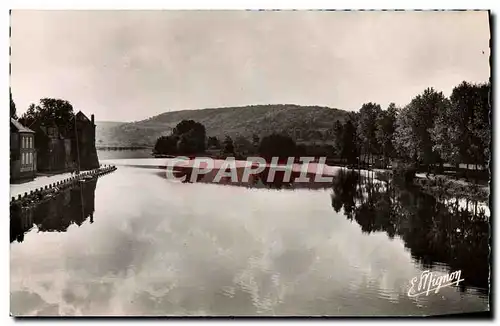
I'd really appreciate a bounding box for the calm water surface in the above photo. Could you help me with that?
[96,149,152,160]
[10,157,490,316]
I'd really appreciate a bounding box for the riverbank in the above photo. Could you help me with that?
[371,168,490,202]
[10,172,74,198]
[10,165,117,205]
[413,175,489,202]
[100,153,490,203]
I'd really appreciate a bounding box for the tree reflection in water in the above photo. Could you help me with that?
[10,168,489,297]
[10,179,97,243]
[331,169,490,295]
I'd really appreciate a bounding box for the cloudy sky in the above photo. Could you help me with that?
[11,10,490,122]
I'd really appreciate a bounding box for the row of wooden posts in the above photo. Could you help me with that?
[11,165,117,204]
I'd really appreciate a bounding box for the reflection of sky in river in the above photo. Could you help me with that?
[10,166,488,316]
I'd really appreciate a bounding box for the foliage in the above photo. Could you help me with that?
[233,135,254,156]
[339,116,359,165]
[357,102,382,161]
[375,103,397,166]
[431,81,490,168]
[153,135,179,155]
[297,143,335,158]
[394,88,448,166]
[252,134,260,150]
[10,90,17,119]
[19,98,75,134]
[392,163,417,184]
[207,136,221,149]
[258,133,297,160]
[332,120,344,157]
[153,119,206,155]
[221,136,235,155]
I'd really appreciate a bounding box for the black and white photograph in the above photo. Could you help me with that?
[8,9,491,317]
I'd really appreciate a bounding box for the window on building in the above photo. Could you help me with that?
[28,137,31,148]
[28,153,31,164]
[21,153,25,165]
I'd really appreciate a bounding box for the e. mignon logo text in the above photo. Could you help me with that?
[408,270,465,297]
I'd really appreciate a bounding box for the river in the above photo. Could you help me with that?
[9,152,490,316]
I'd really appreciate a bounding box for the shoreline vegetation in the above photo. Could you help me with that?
[10,165,117,208]
[147,80,489,202]
[118,152,488,202]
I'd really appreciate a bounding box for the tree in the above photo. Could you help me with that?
[341,118,359,166]
[333,120,344,161]
[430,81,490,177]
[177,134,200,155]
[471,82,491,169]
[222,136,235,155]
[10,90,17,119]
[431,98,460,167]
[252,134,260,151]
[153,135,179,155]
[258,133,297,161]
[394,106,416,162]
[153,120,206,155]
[207,136,221,149]
[172,120,206,154]
[19,98,75,134]
[376,103,397,168]
[234,135,253,157]
[394,88,447,170]
[358,102,382,167]
[449,81,477,167]
[173,120,204,137]
[448,81,490,169]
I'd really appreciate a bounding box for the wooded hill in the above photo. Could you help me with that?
[96,104,349,146]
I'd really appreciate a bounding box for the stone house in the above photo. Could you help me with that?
[10,118,36,182]
[35,111,99,173]
[35,124,74,173]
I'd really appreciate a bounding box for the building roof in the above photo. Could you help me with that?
[71,111,90,122]
[10,118,35,133]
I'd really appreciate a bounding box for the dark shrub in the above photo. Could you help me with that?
[392,163,416,184]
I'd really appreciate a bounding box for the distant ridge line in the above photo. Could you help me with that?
[96,104,349,147]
